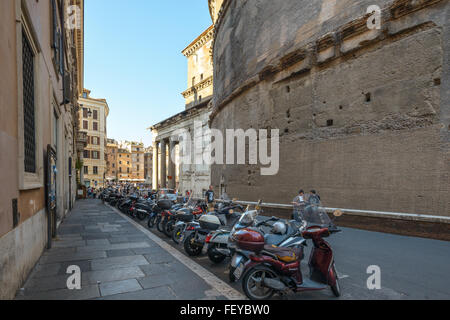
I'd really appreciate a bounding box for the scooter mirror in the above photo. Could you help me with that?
[333,209,344,217]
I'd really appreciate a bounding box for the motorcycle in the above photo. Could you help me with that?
[237,202,343,300]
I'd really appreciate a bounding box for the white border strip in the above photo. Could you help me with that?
[212,199,450,224]
[107,205,246,300]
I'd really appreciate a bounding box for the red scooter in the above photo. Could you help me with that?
[237,203,343,300]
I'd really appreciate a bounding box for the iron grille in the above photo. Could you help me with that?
[22,31,36,173]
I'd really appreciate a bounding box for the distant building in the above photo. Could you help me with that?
[106,139,119,182]
[78,89,109,188]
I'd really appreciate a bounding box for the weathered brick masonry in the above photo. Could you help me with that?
[209,0,450,217]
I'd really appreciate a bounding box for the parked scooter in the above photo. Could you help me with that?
[182,202,243,257]
[205,202,256,264]
[237,203,343,300]
[228,203,307,282]
[172,200,207,244]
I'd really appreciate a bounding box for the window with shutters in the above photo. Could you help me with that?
[93,122,98,131]
[83,108,88,118]
[22,30,36,173]
[18,16,43,190]
[93,167,98,175]
[84,166,89,174]
[93,110,98,120]
[83,120,88,130]
[84,150,90,159]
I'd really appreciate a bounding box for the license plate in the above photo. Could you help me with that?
[234,263,244,280]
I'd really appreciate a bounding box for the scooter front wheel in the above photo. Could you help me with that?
[242,265,277,300]
[330,264,341,297]
[172,225,184,244]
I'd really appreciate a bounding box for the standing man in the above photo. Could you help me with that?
[292,190,305,221]
[205,185,215,212]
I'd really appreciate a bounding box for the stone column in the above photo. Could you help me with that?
[160,139,167,188]
[168,139,176,190]
[152,141,159,189]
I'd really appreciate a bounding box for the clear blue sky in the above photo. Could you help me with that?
[84,0,212,147]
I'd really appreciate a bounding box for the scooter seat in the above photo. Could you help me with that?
[263,245,303,263]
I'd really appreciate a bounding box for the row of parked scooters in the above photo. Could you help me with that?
[100,188,344,300]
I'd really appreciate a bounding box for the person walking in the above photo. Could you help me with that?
[292,190,305,221]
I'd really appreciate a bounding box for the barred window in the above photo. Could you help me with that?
[22,31,36,173]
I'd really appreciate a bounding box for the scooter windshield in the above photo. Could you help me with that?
[234,209,258,229]
[293,201,332,228]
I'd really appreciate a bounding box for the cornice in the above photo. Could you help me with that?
[181,76,213,98]
[182,25,214,57]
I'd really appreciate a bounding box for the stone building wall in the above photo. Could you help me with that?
[210,0,449,216]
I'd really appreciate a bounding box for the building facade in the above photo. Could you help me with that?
[0,0,84,299]
[117,147,132,181]
[130,142,145,182]
[151,24,214,197]
[209,0,450,216]
[105,138,118,181]
[78,89,109,188]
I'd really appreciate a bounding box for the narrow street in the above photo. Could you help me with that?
[16,199,450,300]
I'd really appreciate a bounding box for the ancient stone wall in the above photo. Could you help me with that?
[210,0,449,216]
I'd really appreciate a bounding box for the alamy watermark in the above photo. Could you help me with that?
[367,265,381,290]
[66,265,81,290]
[169,122,280,176]
[367,5,382,30]
[66,5,82,30]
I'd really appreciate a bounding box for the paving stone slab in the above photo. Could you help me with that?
[52,240,86,248]
[77,241,150,253]
[137,274,175,289]
[84,266,145,285]
[86,239,111,246]
[144,253,176,264]
[23,274,89,293]
[99,279,142,297]
[40,250,107,264]
[91,255,149,271]
[16,285,101,300]
[94,285,176,300]
[106,249,135,258]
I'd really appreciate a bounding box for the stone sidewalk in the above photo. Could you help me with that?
[15,199,228,300]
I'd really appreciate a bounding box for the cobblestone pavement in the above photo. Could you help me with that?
[15,200,239,300]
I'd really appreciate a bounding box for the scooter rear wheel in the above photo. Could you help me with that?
[242,265,277,300]
[137,210,147,221]
[207,244,227,264]
[183,233,203,256]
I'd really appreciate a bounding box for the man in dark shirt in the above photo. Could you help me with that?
[205,185,215,204]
